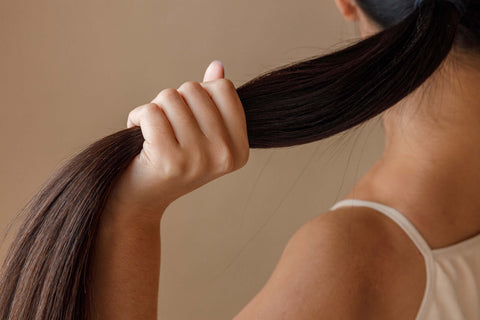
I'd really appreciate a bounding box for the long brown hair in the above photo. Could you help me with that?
[0,0,477,319]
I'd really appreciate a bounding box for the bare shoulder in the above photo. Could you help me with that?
[298,205,427,319]
[233,205,426,320]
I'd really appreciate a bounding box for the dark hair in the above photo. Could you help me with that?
[0,0,478,319]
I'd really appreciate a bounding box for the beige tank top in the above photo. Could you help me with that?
[330,199,480,319]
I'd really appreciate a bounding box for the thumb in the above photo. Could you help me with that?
[203,60,225,82]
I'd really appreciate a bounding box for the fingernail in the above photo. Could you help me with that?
[212,60,224,70]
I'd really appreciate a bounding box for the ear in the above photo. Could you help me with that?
[334,0,360,22]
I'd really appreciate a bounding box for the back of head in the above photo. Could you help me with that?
[236,0,480,148]
[359,0,479,51]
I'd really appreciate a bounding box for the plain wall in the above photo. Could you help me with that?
[0,1,385,319]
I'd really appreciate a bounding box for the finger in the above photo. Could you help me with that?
[200,79,248,146]
[203,60,224,82]
[177,81,229,142]
[127,103,179,150]
[151,88,205,147]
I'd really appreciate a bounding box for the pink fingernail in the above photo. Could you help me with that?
[213,60,224,70]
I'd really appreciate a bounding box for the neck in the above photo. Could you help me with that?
[348,55,480,249]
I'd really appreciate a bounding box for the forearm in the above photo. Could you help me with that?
[88,204,164,320]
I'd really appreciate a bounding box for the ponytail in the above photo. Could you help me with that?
[0,1,469,319]
[239,0,464,148]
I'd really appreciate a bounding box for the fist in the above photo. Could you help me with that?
[106,61,250,221]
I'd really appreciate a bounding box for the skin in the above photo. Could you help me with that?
[336,0,480,249]
[89,1,480,319]
[89,62,250,319]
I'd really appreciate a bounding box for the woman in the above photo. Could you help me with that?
[90,0,480,319]
[0,0,478,319]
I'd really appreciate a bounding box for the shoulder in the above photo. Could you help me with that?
[233,206,410,320]
[287,206,406,305]
[284,205,427,319]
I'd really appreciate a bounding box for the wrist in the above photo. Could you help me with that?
[103,164,173,227]
[102,193,169,230]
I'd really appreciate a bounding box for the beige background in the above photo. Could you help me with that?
[0,1,385,319]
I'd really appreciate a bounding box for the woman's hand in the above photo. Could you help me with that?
[105,61,249,222]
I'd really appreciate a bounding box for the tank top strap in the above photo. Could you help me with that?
[330,199,433,256]
[330,199,436,319]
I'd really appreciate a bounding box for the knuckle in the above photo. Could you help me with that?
[216,143,235,173]
[179,81,201,92]
[142,103,160,116]
[162,156,187,178]
[159,88,180,101]
[215,78,235,91]
[127,109,136,122]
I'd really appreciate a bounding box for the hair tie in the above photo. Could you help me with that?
[414,0,467,18]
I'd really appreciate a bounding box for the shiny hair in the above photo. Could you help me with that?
[0,0,478,319]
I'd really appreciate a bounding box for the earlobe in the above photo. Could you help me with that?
[334,0,360,22]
